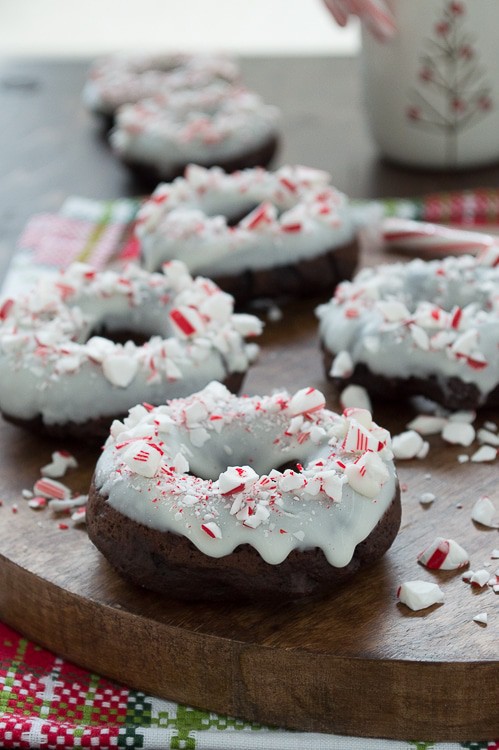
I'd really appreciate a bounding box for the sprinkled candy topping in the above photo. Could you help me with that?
[318,253,499,408]
[0,262,261,430]
[136,165,355,279]
[93,382,398,567]
[83,52,240,115]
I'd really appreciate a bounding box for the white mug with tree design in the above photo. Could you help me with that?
[361,0,499,169]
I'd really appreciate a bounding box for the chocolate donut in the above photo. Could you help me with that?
[0,262,261,440]
[136,164,361,303]
[109,83,279,186]
[86,383,400,601]
[317,249,499,410]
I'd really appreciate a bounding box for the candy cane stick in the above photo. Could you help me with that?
[382,217,499,258]
[323,0,396,40]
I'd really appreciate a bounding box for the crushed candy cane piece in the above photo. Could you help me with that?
[340,385,372,412]
[397,580,444,611]
[477,428,499,447]
[102,353,139,388]
[470,569,491,588]
[123,440,162,478]
[417,537,469,570]
[201,521,222,539]
[71,507,86,525]
[473,612,488,625]
[471,496,497,527]
[218,466,258,495]
[442,422,475,447]
[491,549,499,559]
[406,415,448,436]
[173,453,189,474]
[470,445,497,462]
[457,454,469,464]
[345,451,389,498]
[448,410,476,424]
[33,478,71,500]
[41,450,78,478]
[28,497,47,510]
[419,492,436,505]
[392,430,425,459]
[22,489,33,499]
[288,387,326,417]
[48,496,87,512]
[330,350,353,378]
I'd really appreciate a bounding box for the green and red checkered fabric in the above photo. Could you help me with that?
[1,622,498,750]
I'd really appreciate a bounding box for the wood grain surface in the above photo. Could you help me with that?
[0,57,498,741]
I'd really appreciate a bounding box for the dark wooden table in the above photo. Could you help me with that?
[2,55,499,287]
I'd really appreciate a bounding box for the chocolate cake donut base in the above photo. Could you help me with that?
[86,480,401,603]
[323,352,499,411]
[214,237,360,305]
[120,134,279,188]
[0,370,245,443]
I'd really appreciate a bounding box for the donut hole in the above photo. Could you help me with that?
[181,435,328,483]
[80,303,174,348]
[88,324,151,347]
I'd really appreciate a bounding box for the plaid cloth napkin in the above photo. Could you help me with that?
[1,190,499,749]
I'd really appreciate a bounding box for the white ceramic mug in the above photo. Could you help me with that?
[361,0,499,169]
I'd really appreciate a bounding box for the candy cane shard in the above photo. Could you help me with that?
[397,580,444,611]
[471,496,498,527]
[417,537,469,570]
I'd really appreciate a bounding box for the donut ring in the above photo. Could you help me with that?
[86,382,400,602]
[136,164,360,303]
[0,262,261,440]
[317,249,499,410]
[109,83,280,185]
[83,51,240,121]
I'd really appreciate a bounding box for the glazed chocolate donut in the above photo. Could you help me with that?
[86,383,400,602]
[135,164,361,303]
[317,249,499,410]
[82,51,240,121]
[109,83,279,185]
[0,262,261,440]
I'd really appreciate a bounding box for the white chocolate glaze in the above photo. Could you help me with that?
[83,52,240,116]
[137,164,358,277]
[94,383,398,566]
[317,250,499,403]
[110,83,279,175]
[0,262,261,427]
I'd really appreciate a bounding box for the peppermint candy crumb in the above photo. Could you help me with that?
[397,580,444,611]
[473,613,488,626]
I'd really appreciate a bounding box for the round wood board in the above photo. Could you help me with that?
[0,294,498,741]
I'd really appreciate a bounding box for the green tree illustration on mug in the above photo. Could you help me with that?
[406,1,493,167]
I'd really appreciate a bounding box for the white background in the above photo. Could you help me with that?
[0,0,360,57]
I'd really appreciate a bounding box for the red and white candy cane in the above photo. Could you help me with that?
[323,0,396,41]
[382,217,499,259]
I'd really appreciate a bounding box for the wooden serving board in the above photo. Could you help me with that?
[0,292,498,741]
